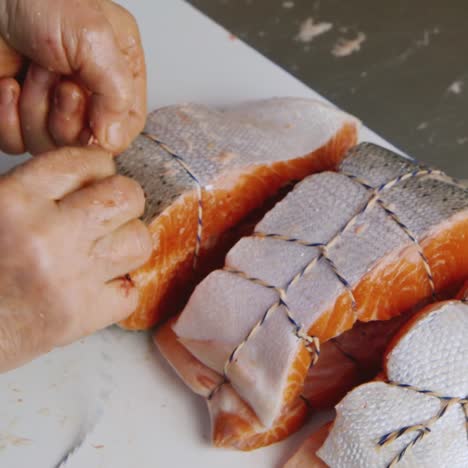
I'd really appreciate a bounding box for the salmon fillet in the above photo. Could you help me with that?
[156,306,411,450]
[156,142,468,450]
[300,293,468,468]
[116,98,359,329]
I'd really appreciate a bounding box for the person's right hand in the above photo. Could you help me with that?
[0,147,152,373]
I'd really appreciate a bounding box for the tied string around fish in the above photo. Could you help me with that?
[209,164,462,413]
[377,381,468,468]
[340,167,447,300]
[141,132,204,269]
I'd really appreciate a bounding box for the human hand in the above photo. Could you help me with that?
[0,0,146,156]
[0,147,152,372]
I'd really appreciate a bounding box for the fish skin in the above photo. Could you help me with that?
[154,293,413,451]
[316,299,468,468]
[116,98,359,329]
[171,142,468,435]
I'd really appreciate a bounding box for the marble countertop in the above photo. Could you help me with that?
[188,0,468,177]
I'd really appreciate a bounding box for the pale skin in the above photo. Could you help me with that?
[0,0,152,372]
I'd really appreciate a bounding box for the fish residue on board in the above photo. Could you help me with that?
[0,433,32,449]
[283,1,295,8]
[295,17,333,43]
[332,32,366,57]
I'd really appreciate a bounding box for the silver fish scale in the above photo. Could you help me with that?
[256,172,370,244]
[146,105,299,185]
[340,142,417,186]
[116,99,356,226]
[317,302,468,468]
[388,303,468,398]
[325,203,409,287]
[174,142,468,428]
[116,133,195,222]
[380,175,468,239]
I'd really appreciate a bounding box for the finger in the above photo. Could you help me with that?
[0,1,137,153]
[91,219,152,281]
[99,1,147,150]
[0,36,23,78]
[49,81,87,146]
[86,277,140,334]
[58,174,146,239]
[68,15,134,153]
[19,64,58,155]
[0,78,25,154]
[11,146,115,200]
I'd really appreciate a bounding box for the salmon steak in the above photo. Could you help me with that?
[116,98,359,329]
[288,290,468,467]
[155,142,468,450]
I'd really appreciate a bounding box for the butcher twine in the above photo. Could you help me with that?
[142,132,204,269]
[379,380,468,468]
[138,135,465,462]
[208,167,444,404]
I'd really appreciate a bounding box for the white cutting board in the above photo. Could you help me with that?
[0,1,399,467]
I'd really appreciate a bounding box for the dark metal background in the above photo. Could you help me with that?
[188,0,468,177]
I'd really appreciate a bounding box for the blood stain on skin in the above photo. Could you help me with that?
[120,274,135,297]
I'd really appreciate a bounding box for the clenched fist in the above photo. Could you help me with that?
[0,0,146,155]
[0,147,152,372]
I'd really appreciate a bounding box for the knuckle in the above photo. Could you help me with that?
[111,175,145,213]
[79,146,115,172]
[118,5,138,29]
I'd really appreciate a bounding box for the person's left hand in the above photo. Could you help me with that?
[0,0,147,156]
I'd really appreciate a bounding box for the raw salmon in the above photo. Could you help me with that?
[302,311,412,409]
[156,306,411,450]
[457,280,468,300]
[156,142,468,450]
[116,98,359,329]
[295,294,468,467]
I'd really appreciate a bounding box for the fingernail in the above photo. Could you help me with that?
[0,86,14,106]
[105,121,124,151]
[55,87,81,115]
[30,65,52,84]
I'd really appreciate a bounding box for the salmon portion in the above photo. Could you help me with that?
[117,100,358,329]
[310,214,468,341]
[209,385,308,451]
[155,307,413,450]
[156,317,308,450]
[305,294,468,468]
[159,143,468,450]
